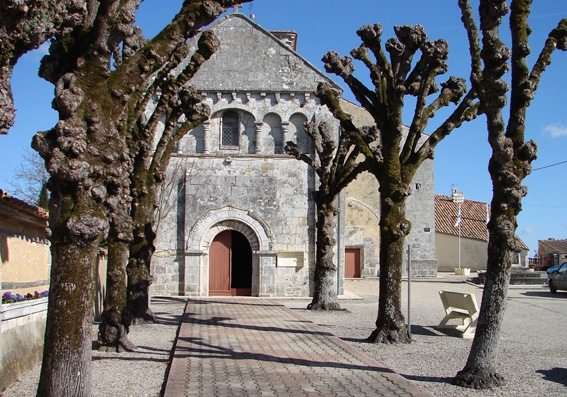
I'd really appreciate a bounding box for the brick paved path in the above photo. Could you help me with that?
[164,298,431,397]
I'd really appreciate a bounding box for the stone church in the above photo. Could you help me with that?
[150,12,437,298]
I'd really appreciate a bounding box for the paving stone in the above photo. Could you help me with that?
[164,298,432,397]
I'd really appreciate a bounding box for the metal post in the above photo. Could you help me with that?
[407,244,411,335]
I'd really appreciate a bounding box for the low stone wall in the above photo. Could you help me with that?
[0,298,47,392]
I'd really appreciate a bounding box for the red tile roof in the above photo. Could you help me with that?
[435,194,528,249]
[435,194,489,241]
[0,189,48,220]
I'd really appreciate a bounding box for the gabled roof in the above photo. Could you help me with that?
[185,13,342,93]
[539,239,567,254]
[435,194,528,249]
[0,189,48,221]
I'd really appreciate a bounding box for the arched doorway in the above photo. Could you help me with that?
[209,230,253,296]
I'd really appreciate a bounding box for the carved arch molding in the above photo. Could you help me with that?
[186,206,273,253]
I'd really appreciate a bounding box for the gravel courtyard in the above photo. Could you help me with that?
[4,274,567,396]
[281,275,567,397]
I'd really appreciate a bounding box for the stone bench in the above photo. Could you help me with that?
[438,290,479,339]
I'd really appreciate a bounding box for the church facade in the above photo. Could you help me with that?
[150,13,437,298]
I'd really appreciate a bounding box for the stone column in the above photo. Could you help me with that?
[281,121,290,146]
[202,120,210,154]
[254,121,263,154]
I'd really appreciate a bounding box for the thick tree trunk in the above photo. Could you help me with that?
[308,197,341,310]
[98,182,136,351]
[367,183,411,343]
[37,191,106,396]
[98,238,136,352]
[453,159,517,388]
[453,243,510,388]
[127,188,157,324]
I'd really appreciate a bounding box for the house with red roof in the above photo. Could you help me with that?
[435,193,529,272]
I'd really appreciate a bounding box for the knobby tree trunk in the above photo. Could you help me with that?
[454,0,566,388]
[127,185,158,324]
[368,180,411,343]
[0,1,88,134]
[308,197,341,310]
[98,211,136,351]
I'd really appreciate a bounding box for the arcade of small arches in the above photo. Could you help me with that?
[178,91,321,156]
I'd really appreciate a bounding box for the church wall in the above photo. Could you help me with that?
[341,100,437,278]
[152,155,318,297]
[405,158,437,277]
[150,12,438,299]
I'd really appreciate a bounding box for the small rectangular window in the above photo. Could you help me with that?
[222,111,239,146]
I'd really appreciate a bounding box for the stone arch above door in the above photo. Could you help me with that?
[186,206,272,252]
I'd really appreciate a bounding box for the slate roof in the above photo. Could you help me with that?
[435,194,528,249]
[539,239,567,254]
[0,189,48,220]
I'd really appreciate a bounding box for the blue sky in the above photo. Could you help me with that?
[2,0,566,255]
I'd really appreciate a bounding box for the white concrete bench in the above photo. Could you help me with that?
[438,290,479,339]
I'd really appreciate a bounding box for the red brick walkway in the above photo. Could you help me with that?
[164,298,432,397]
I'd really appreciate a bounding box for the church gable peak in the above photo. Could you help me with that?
[185,13,341,93]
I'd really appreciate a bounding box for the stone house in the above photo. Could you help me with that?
[435,193,529,272]
[151,12,437,298]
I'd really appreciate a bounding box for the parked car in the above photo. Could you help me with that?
[547,262,567,278]
[549,263,567,293]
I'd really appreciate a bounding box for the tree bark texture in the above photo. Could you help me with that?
[308,198,341,310]
[454,0,566,389]
[37,246,97,396]
[368,180,411,343]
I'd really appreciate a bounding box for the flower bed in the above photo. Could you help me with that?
[2,290,48,304]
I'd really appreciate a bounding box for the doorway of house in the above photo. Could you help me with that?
[209,230,252,296]
[345,248,361,278]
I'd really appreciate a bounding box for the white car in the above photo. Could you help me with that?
[549,263,567,293]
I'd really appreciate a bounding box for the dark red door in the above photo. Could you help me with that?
[345,248,361,278]
[209,230,232,296]
[209,230,253,296]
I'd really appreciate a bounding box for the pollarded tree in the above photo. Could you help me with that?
[453,0,567,388]
[285,118,373,310]
[99,32,222,352]
[320,23,479,343]
[0,1,88,135]
[17,1,247,395]
[125,78,215,325]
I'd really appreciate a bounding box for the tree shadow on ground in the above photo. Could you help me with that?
[536,368,567,387]
[400,373,455,385]
[340,324,459,343]
[520,290,567,299]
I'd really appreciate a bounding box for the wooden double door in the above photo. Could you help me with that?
[209,230,253,296]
